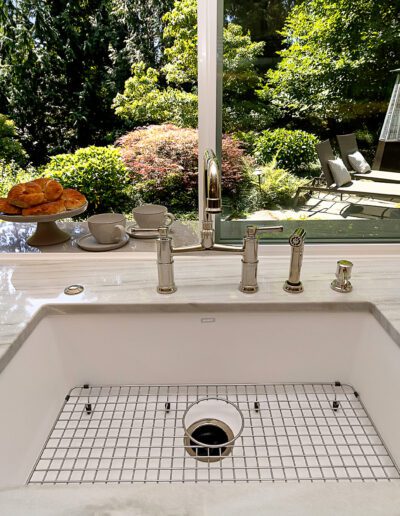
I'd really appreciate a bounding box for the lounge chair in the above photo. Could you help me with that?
[337,133,400,183]
[294,140,400,206]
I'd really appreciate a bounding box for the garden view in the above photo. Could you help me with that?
[1,0,399,227]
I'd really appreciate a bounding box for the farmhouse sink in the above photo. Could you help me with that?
[0,304,399,489]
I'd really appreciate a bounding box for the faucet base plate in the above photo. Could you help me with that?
[239,284,259,294]
[157,286,177,295]
[331,280,353,293]
[283,281,304,294]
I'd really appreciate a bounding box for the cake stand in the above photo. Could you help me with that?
[0,203,88,246]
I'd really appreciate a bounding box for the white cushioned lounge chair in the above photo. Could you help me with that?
[294,140,400,206]
[337,133,400,183]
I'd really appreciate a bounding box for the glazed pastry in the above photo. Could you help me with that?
[61,189,87,210]
[0,198,22,215]
[32,178,63,202]
[22,199,65,216]
[7,182,45,208]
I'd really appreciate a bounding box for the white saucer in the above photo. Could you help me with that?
[77,233,129,252]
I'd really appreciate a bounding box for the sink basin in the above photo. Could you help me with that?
[0,303,399,488]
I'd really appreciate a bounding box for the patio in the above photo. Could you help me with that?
[244,191,400,221]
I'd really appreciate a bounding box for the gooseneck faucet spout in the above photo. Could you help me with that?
[204,149,222,215]
[200,149,224,250]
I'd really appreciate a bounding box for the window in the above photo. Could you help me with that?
[1,0,400,244]
[216,0,400,243]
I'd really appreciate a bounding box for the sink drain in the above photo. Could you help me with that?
[184,418,234,462]
[183,397,244,463]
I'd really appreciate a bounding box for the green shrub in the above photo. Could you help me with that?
[133,174,197,216]
[42,146,131,215]
[116,124,248,215]
[0,114,28,165]
[0,160,37,198]
[355,128,377,164]
[224,157,260,217]
[233,130,258,155]
[258,161,308,209]
[254,129,318,175]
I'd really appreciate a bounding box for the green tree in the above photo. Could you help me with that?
[265,0,400,127]
[0,114,27,165]
[0,0,173,164]
[224,0,297,59]
[113,62,198,128]
[113,0,280,132]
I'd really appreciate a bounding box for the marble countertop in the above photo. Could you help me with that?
[1,230,400,514]
[2,483,400,516]
[2,246,400,369]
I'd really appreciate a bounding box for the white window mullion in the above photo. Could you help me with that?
[197,0,223,220]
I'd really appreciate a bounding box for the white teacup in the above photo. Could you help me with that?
[133,204,175,229]
[88,213,126,244]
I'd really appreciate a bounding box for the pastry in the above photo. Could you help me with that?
[22,199,65,216]
[32,178,63,202]
[7,182,45,208]
[0,198,22,215]
[61,189,87,210]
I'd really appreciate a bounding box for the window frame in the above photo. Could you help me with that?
[197,0,223,219]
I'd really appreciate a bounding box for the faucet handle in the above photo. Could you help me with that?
[246,225,284,238]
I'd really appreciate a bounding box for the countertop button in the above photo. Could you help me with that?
[64,284,84,295]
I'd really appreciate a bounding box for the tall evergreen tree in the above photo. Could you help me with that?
[114,0,281,133]
[0,0,173,164]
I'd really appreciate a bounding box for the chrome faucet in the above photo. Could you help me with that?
[156,149,283,294]
[240,225,285,293]
[283,228,306,293]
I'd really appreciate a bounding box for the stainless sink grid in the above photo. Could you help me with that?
[28,383,400,485]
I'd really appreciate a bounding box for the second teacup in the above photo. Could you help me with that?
[133,204,175,229]
[88,213,126,244]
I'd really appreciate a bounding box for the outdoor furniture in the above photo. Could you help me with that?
[337,133,400,183]
[294,140,400,206]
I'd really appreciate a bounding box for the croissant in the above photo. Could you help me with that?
[0,198,22,215]
[22,199,66,216]
[32,178,63,202]
[7,182,45,208]
[61,189,87,210]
